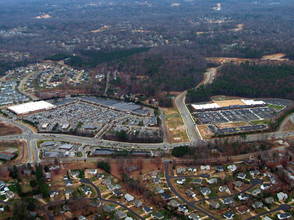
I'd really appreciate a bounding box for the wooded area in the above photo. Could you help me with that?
[187,63,294,103]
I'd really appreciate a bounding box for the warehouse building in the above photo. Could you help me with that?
[8,101,56,115]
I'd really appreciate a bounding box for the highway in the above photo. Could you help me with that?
[1,112,294,165]
[278,113,294,132]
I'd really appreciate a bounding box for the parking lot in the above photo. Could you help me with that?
[195,107,278,125]
[22,97,159,139]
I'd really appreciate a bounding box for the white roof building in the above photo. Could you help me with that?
[241,99,265,106]
[8,101,55,115]
[192,103,220,110]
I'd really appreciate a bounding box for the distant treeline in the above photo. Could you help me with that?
[45,48,149,68]
[187,63,294,103]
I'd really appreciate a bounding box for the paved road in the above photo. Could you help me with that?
[17,72,39,101]
[164,161,218,220]
[279,113,294,132]
[81,178,144,220]
[175,91,201,143]
[194,178,263,204]
[164,161,291,220]
[246,204,291,220]
[1,112,294,165]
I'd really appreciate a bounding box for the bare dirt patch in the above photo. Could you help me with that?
[261,53,288,61]
[0,122,23,136]
[0,140,27,165]
[197,125,214,139]
[163,107,189,143]
[217,121,250,129]
[282,120,294,132]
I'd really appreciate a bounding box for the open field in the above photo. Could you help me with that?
[282,120,294,132]
[250,119,271,125]
[197,125,214,139]
[268,104,285,110]
[0,122,22,136]
[261,53,288,61]
[0,141,28,165]
[217,121,250,128]
[163,107,189,143]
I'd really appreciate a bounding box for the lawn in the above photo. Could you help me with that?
[268,104,285,110]
[162,107,189,143]
[250,119,271,125]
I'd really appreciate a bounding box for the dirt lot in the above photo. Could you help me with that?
[197,125,214,139]
[261,53,288,61]
[0,122,23,136]
[0,140,28,165]
[163,107,189,143]
[282,120,294,132]
[217,121,250,129]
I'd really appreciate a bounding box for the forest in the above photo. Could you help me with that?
[187,63,294,103]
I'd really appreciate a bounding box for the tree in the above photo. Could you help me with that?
[97,161,111,173]
[16,182,22,196]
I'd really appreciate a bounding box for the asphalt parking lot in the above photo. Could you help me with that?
[196,107,278,125]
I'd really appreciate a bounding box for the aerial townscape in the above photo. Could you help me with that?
[1,0,294,220]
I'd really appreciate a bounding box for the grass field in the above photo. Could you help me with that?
[268,104,285,110]
[162,107,189,143]
[250,119,271,125]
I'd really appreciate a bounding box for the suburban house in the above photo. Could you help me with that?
[97,173,105,180]
[208,178,217,185]
[151,212,164,220]
[227,164,237,172]
[133,200,143,208]
[252,188,261,196]
[252,201,264,209]
[277,213,292,220]
[88,169,97,175]
[261,183,270,191]
[237,205,250,215]
[153,177,161,184]
[219,185,229,193]
[188,213,200,220]
[65,188,74,196]
[200,187,211,196]
[103,205,115,213]
[155,186,164,194]
[216,166,224,172]
[106,183,116,191]
[177,167,186,174]
[237,173,246,180]
[233,181,244,188]
[277,192,288,201]
[167,199,180,208]
[200,165,210,171]
[49,190,59,198]
[177,178,186,185]
[113,189,123,197]
[143,206,153,214]
[124,193,134,202]
[238,193,249,201]
[188,167,197,172]
[223,212,235,220]
[223,197,234,205]
[265,197,274,204]
[160,193,172,201]
[81,187,91,195]
[250,170,260,176]
[178,205,188,213]
[186,189,196,198]
[65,180,73,187]
[209,201,220,209]
[70,170,80,178]
[115,210,127,219]
[192,179,203,185]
